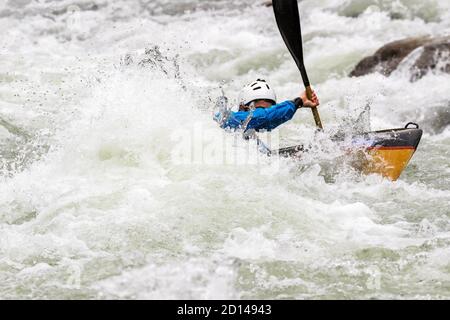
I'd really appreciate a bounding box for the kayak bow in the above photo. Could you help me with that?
[275,124,423,181]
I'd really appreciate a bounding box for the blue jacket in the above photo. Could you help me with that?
[218,100,298,132]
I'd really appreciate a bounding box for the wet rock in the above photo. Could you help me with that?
[350,36,450,81]
[410,40,450,81]
[350,37,430,76]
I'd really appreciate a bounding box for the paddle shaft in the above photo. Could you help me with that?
[273,0,323,130]
[306,86,323,129]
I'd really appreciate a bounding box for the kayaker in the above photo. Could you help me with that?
[214,79,320,132]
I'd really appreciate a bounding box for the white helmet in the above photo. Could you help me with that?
[238,79,277,106]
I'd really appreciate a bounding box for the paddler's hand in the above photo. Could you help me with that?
[300,90,320,108]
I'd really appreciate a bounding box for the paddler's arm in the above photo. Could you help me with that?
[247,89,320,131]
[219,90,319,131]
[253,89,320,129]
[246,100,302,131]
[219,100,300,131]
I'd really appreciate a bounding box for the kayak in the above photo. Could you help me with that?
[273,123,423,181]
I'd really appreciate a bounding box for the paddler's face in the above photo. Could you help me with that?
[253,99,274,108]
[240,99,274,111]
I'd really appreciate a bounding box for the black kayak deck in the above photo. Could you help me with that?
[274,127,423,158]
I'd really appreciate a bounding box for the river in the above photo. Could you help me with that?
[0,0,449,299]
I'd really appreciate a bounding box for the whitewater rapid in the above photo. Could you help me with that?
[0,0,449,299]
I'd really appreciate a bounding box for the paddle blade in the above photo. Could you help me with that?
[272,0,310,87]
[274,0,323,130]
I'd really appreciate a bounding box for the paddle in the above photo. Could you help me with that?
[272,0,323,130]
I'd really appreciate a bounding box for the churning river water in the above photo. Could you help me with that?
[0,0,449,299]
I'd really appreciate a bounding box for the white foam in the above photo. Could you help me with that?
[0,0,449,299]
